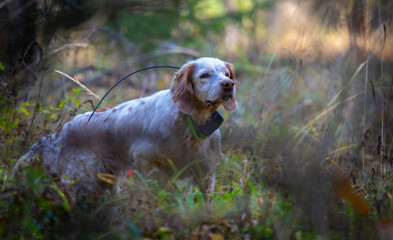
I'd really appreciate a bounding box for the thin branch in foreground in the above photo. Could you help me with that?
[49,43,91,56]
[54,70,105,104]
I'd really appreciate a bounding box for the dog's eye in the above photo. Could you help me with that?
[200,73,210,78]
[225,72,230,77]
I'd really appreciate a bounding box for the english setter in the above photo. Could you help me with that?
[14,57,238,197]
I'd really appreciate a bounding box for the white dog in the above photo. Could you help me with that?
[14,57,238,197]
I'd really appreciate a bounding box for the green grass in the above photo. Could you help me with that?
[1,52,391,239]
[1,1,393,238]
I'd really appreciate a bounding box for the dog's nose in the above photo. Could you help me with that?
[220,80,235,91]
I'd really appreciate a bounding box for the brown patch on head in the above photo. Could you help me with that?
[170,63,197,114]
[223,62,238,112]
[225,62,236,80]
[96,104,118,113]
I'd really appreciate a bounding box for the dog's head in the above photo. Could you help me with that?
[170,57,238,115]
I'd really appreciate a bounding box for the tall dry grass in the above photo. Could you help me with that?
[1,0,393,239]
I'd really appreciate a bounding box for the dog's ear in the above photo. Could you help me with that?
[224,62,238,112]
[171,63,196,114]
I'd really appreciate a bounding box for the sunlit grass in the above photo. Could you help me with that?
[1,0,393,238]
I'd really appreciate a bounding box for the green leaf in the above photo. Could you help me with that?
[58,99,67,108]
[72,88,81,95]
[0,62,5,71]
[39,109,50,114]
[50,113,57,119]
[21,101,30,107]
[20,107,32,117]
[50,185,71,213]
[74,100,81,107]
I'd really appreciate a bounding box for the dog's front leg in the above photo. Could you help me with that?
[205,171,216,202]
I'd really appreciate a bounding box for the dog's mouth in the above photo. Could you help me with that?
[205,100,216,106]
[222,95,233,102]
[205,94,233,107]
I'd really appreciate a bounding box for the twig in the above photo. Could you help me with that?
[54,70,104,103]
[82,24,96,41]
[25,70,44,144]
[49,43,91,56]
[99,26,136,52]
[362,0,371,175]
[386,76,393,159]
[378,2,385,179]
[9,0,36,20]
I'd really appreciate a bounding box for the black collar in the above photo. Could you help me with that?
[185,111,224,144]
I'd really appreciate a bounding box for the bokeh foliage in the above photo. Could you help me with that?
[1,0,393,239]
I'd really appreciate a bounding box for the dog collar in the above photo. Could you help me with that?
[186,111,224,144]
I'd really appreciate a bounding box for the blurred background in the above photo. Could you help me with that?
[1,0,393,239]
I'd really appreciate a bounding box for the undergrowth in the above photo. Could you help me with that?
[1,1,393,239]
[1,52,392,239]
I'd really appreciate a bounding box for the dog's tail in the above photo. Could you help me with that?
[13,140,42,173]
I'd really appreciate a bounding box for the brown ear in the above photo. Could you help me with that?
[225,62,236,80]
[170,63,196,114]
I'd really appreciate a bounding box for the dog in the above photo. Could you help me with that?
[14,57,238,197]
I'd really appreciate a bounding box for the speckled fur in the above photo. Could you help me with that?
[14,57,237,198]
